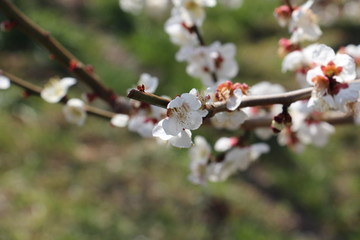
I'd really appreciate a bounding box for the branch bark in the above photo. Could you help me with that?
[0,0,128,112]
[1,70,116,120]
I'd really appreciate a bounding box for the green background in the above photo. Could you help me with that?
[0,0,360,239]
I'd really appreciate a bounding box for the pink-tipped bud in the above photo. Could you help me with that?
[0,20,17,31]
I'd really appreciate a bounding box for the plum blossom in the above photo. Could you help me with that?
[339,44,360,77]
[289,0,322,43]
[0,75,10,90]
[214,137,238,152]
[188,136,211,185]
[137,73,159,93]
[282,43,321,87]
[274,1,322,43]
[277,126,304,153]
[207,143,269,182]
[63,98,87,126]
[177,42,238,87]
[119,0,168,15]
[210,110,247,130]
[111,114,129,127]
[210,80,248,111]
[122,74,166,137]
[220,0,243,9]
[244,82,285,139]
[306,44,360,112]
[290,101,335,147]
[172,0,217,26]
[165,12,198,46]
[152,90,208,148]
[41,77,76,103]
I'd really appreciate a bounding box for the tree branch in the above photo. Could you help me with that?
[0,0,128,112]
[1,70,116,120]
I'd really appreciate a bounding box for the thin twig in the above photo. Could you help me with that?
[0,0,128,112]
[1,70,116,120]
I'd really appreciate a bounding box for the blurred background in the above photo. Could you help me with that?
[0,0,360,239]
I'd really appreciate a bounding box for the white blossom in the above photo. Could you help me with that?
[214,137,238,152]
[63,98,87,126]
[152,90,208,148]
[177,42,238,87]
[188,136,211,185]
[289,0,322,43]
[41,77,76,103]
[208,143,269,182]
[306,44,360,112]
[138,73,159,93]
[111,114,129,128]
[172,0,217,26]
[210,110,247,130]
[0,75,10,90]
[165,11,198,46]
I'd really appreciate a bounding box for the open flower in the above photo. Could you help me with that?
[207,143,269,182]
[41,77,76,103]
[164,12,198,46]
[289,0,322,43]
[282,44,321,87]
[63,98,87,126]
[137,73,158,93]
[177,42,238,87]
[152,90,208,148]
[306,44,360,112]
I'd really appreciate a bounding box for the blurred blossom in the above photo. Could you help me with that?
[138,73,159,93]
[208,143,269,182]
[63,98,87,126]
[289,0,322,43]
[210,110,247,130]
[172,0,217,26]
[188,136,211,185]
[177,42,238,87]
[41,77,76,103]
[220,0,243,9]
[165,12,198,46]
[282,44,321,88]
[0,75,10,90]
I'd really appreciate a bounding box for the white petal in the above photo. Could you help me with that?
[111,114,129,127]
[162,117,182,136]
[333,54,356,81]
[60,77,77,88]
[152,119,173,140]
[312,44,335,65]
[226,88,242,111]
[182,93,201,110]
[63,98,87,126]
[214,137,236,152]
[169,129,193,148]
[138,73,159,93]
[0,75,10,89]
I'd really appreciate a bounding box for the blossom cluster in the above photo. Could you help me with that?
[2,0,360,185]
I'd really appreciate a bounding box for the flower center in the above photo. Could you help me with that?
[320,61,343,78]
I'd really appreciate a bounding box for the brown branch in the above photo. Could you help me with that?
[1,70,116,120]
[284,0,294,11]
[128,79,360,115]
[0,0,128,112]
